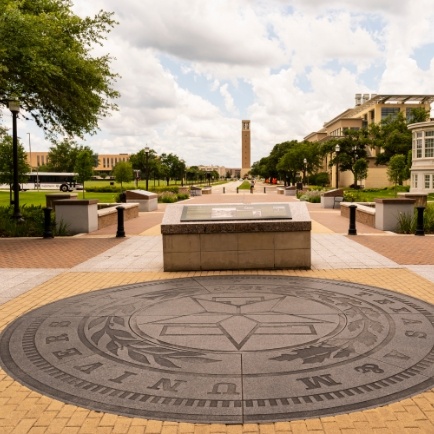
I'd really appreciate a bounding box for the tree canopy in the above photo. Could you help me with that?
[129,148,160,181]
[74,147,96,197]
[387,154,409,186]
[0,0,119,138]
[369,108,429,166]
[112,161,133,191]
[321,128,370,186]
[44,139,98,172]
[0,129,30,186]
[159,153,186,185]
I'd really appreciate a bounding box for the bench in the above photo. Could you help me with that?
[333,197,344,209]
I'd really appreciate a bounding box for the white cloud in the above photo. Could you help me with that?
[14,0,434,169]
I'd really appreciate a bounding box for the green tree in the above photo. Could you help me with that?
[74,148,96,198]
[250,157,270,179]
[46,139,98,172]
[46,138,79,172]
[129,148,159,185]
[353,158,369,187]
[369,108,429,166]
[160,153,186,185]
[322,128,369,186]
[186,166,201,184]
[276,141,322,186]
[276,141,302,185]
[0,132,30,203]
[264,141,296,184]
[112,161,133,192]
[387,154,408,187]
[0,0,119,138]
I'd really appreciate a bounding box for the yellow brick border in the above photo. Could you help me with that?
[1,268,434,433]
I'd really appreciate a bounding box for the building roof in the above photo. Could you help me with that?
[347,94,434,118]
[304,94,434,141]
[312,94,434,133]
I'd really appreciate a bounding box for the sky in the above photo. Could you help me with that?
[8,0,434,168]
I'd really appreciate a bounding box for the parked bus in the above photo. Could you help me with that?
[0,172,83,192]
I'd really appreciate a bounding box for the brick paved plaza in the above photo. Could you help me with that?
[1,182,434,433]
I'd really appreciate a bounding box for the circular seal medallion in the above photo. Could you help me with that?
[1,276,434,423]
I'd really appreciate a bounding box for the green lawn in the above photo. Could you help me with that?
[0,179,226,208]
[0,190,118,207]
[343,187,410,202]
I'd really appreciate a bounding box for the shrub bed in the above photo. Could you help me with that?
[0,205,69,237]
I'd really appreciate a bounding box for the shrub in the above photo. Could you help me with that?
[299,190,321,203]
[395,211,415,234]
[343,192,357,202]
[0,205,70,237]
[159,191,178,203]
[395,204,434,234]
[86,185,120,193]
[177,193,190,201]
[308,172,329,187]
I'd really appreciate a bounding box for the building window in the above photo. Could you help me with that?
[416,139,423,158]
[412,174,418,189]
[425,174,431,189]
[425,138,434,158]
[381,107,400,119]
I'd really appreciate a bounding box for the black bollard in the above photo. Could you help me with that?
[236,187,239,194]
[264,187,266,193]
[116,206,125,238]
[43,207,54,238]
[250,186,253,194]
[348,204,357,235]
[223,187,225,194]
[415,206,425,236]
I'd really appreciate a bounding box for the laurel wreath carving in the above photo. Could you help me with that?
[87,315,219,369]
[271,290,385,365]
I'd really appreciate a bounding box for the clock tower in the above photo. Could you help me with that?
[241,120,251,178]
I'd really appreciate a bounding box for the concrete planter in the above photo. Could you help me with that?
[125,189,158,212]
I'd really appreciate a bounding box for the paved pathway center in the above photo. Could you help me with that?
[1,188,434,433]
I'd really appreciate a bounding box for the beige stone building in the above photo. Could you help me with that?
[26,152,131,173]
[305,94,434,188]
[26,152,241,179]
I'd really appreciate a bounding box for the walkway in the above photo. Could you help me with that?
[1,187,434,433]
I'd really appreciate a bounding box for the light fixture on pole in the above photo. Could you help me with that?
[303,158,307,185]
[335,144,340,188]
[144,146,150,191]
[8,97,22,220]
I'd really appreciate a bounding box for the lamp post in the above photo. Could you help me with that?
[303,158,307,185]
[27,133,32,171]
[9,98,22,220]
[335,144,340,188]
[144,146,150,191]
